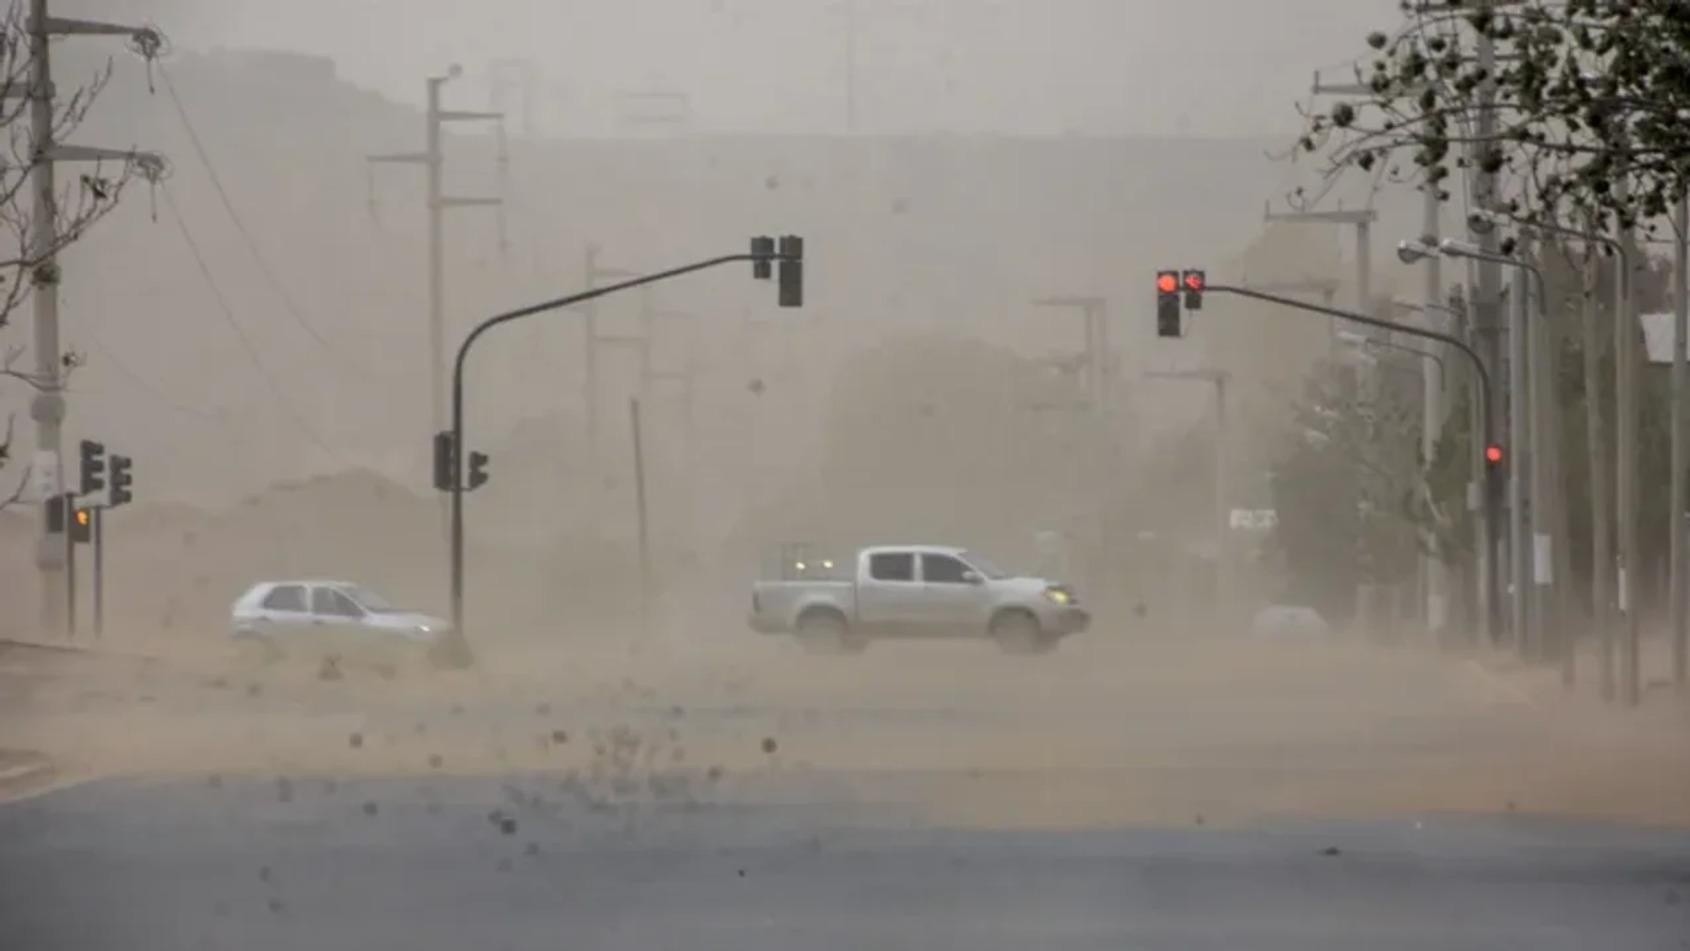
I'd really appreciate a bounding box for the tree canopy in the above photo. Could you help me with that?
[1302,0,1690,238]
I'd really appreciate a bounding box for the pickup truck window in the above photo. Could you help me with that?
[868,552,915,582]
[922,554,972,584]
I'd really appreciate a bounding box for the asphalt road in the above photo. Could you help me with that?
[6,633,1690,948]
[3,775,1690,951]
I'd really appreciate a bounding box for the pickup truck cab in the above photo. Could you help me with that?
[749,545,1089,654]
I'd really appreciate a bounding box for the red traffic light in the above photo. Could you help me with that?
[1156,271,1179,295]
[1485,444,1504,465]
[1182,271,1206,292]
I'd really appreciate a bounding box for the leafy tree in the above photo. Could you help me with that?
[1300,0,1690,234]
[1270,359,1426,623]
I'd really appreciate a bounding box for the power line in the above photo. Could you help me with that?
[157,62,334,351]
[160,182,344,462]
[86,333,223,421]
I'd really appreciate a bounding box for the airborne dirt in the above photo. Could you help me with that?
[7,623,1690,833]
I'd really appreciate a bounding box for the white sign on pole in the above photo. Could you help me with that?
[1229,508,1278,531]
[1533,532,1553,586]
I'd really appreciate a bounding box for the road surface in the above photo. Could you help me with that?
[3,632,1689,947]
[3,774,1690,950]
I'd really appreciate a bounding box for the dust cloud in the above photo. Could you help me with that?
[2,0,1687,846]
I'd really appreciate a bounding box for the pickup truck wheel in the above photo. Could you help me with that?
[991,611,1053,655]
[796,611,863,655]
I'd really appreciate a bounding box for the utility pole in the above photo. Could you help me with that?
[1143,368,1230,618]
[487,58,538,137]
[1672,194,1688,690]
[1522,233,1556,661]
[1032,296,1111,413]
[1411,184,1450,636]
[1507,260,1533,656]
[1583,239,1614,699]
[1617,177,1642,705]
[1469,18,1508,649]
[581,245,639,462]
[842,0,858,132]
[367,68,503,457]
[23,2,162,634]
[1263,203,1376,318]
[630,397,651,635]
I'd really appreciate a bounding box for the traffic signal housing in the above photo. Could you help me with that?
[1182,269,1206,310]
[71,506,92,544]
[751,235,775,280]
[433,431,456,492]
[466,451,489,491]
[1156,270,1182,337]
[1485,444,1504,468]
[79,439,105,495]
[778,235,804,308]
[46,493,67,534]
[108,454,133,507]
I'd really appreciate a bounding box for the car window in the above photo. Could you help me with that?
[868,552,915,582]
[311,586,363,618]
[344,585,397,613]
[922,554,972,584]
[260,585,305,612]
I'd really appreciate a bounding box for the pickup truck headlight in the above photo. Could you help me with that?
[1043,587,1072,606]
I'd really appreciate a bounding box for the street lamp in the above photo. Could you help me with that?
[1396,237,1439,265]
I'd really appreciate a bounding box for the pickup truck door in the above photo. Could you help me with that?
[854,551,923,629]
[918,553,986,632]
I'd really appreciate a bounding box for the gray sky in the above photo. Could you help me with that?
[107,0,1399,137]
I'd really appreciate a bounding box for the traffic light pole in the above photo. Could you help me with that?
[92,505,103,638]
[63,494,75,639]
[446,246,799,665]
[1206,284,1501,645]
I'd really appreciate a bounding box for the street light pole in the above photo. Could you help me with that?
[1673,194,1689,690]
[1417,239,1554,657]
[1470,207,1628,697]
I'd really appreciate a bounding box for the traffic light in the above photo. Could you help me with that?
[1156,269,1182,337]
[108,454,133,507]
[433,431,456,492]
[1485,444,1504,468]
[751,235,775,280]
[71,506,92,544]
[46,493,67,534]
[466,451,489,491]
[1181,269,1206,310]
[79,439,105,495]
[778,234,804,308]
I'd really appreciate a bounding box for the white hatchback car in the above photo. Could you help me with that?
[231,580,448,671]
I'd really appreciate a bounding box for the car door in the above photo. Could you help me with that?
[309,585,368,651]
[918,553,986,633]
[252,584,311,639]
[854,550,923,632]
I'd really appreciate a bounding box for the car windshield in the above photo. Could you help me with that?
[341,585,398,613]
[959,552,1010,580]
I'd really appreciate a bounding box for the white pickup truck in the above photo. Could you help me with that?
[748,545,1089,654]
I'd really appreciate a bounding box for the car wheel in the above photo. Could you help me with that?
[991,611,1052,655]
[796,611,863,655]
